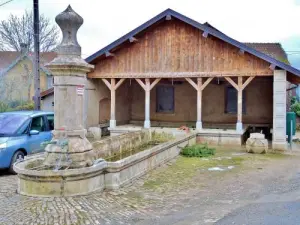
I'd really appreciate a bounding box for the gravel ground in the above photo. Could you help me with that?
[1,149,300,225]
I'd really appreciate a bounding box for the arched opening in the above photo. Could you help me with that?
[99,98,110,124]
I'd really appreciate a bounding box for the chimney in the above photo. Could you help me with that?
[20,43,28,54]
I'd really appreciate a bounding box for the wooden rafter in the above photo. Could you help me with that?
[115,78,126,90]
[150,78,161,90]
[102,78,126,91]
[269,63,276,70]
[200,77,213,91]
[225,76,255,91]
[185,78,198,90]
[135,78,161,91]
[224,77,239,90]
[135,78,146,90]
[129,37,138,43]
[102,78,112,90]
[241,76,255,90]
[238,49,245,55]
[166,15,172,20]
[105,51,114,57]
[202,31,209,38]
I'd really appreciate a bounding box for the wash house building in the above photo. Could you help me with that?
[83,9,300,149]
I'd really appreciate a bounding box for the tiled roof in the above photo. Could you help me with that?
[243,43,289,63]
[40,87,54,99]
[0,51,57,75]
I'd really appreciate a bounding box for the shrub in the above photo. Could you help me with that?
[14,101,34,111]
[0,101,10,113]
[291,102,300,117]
[291,96,297,106]
[7,100,24,108]
[180,144,215,158]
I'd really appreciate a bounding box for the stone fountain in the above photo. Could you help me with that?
[13,5,107,197]
[13,5,197,197]
[43,5,97,169]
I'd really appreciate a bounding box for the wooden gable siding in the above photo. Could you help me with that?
[88,19,273,78]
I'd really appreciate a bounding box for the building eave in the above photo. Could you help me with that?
[85,8,300,78]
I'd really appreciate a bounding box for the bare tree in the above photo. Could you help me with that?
[21,63,34,101]
[0,10,59,52]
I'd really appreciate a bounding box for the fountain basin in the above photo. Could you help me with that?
[14,131,196,197]
[14,157,107,197]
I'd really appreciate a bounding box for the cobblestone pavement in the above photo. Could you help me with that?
[1,151,300,225]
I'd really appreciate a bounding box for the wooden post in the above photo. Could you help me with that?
[144,79,151,128]
[197,78,203,129]
[237,77,243,132]
[224,76,255,132]
[136,78,161,128]
[101,78,125,129]
[185,77,213,130]
[110,78,116,128]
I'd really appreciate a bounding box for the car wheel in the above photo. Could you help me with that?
[9,150,25,174]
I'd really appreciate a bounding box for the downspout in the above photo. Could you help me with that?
[286,84,298,92]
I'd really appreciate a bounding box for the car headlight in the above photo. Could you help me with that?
[0,142,7,150]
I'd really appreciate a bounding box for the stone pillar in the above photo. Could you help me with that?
[272,70,287,150]
[44,5,97,168]
[196,78,202,130]
[144,78,151,129]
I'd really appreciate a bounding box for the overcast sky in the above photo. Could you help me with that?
[1,0,300,68]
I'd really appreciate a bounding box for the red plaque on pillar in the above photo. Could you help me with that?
[76,85,84,96]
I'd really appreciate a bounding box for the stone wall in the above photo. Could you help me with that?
[92,130,152,159]
[41,94,54,112]
[105,133,196,189]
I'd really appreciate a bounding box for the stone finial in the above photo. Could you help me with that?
[55,5,83,56]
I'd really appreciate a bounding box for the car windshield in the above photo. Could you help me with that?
[0,114,29,135]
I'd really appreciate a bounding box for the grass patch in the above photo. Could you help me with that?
[143,154,244,192]
[180,144,215,157]
[142,146,293,192]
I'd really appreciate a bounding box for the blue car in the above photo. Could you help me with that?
[0,111,54,173]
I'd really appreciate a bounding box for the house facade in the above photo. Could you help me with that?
[0,45,56,106]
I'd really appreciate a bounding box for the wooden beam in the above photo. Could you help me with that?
[115,78,126,90]
[269,63,276,70]
[102,78,111,90]
[202,31,209,38]
[241,76,255,90]
[88,71,273,79]
[150,78,161,90]
[135,78,146,91]
[224,77,239,90]
[185,78,198,91]
[166,15,172,20]
[105,51,114,57]
[200,77,213,91]
[129,37,138,43]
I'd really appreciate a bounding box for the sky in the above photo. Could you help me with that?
[1,0,300,68]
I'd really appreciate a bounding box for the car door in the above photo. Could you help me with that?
[28,115,51,153]
[45,114,54,141]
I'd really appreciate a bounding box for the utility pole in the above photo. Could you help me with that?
[33,0,40,110]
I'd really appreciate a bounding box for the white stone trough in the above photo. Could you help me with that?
[14,131,196,197]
